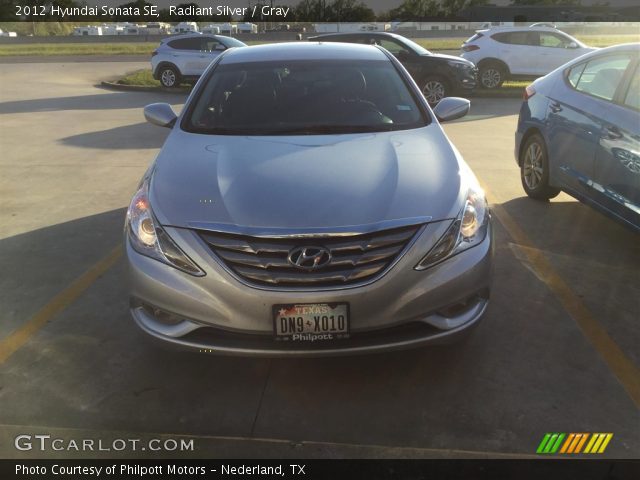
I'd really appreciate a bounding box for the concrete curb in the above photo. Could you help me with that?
[100,81,190,93]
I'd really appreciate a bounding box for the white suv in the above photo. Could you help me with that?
[461,27,594,89]
[151,34,247,87]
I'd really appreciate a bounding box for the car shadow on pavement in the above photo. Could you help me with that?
[60,122,170,150]
[0,208,128,338]
[499,196,639,263]
[0,91,186,115]
[498,195,640,368]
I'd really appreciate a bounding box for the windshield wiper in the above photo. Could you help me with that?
[189,124,396,136]
[270,124,395,135]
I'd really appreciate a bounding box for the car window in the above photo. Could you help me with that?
[340,35,368,45]
[573,54,632,101]
[539,32,571,48]
[184,59,429,135]
[168,38,202,51]
[377,39,412,57]
[492,31,535,46]
[567,63,586,87]
[220,37,246,48]
[465,33,483,43]
[394,36,431,55]
[623,65,640,110]
[490,32,510,44]
[202,38,223,52]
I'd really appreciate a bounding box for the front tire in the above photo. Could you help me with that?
[520,134,561,200]
[479,62,505,89]
[158,66,180,88]
[421,76,449,105]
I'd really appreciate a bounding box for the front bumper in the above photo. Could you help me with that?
[126,220,493,357]
[454,67,478,93]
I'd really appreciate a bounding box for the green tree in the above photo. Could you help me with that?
[293,0,374,22]
[294,0,329,21]
[327,0,375,22]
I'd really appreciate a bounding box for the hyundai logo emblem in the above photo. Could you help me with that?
[287,246,332,271]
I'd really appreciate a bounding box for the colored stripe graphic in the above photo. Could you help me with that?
[550,433,565,453]
[574,433,589,453]
[538,433,613,454]
[536,433,552,454]
[598,434,613,453]
[537,433,565,454]
[560,434,575,453]
[584,433,614,454]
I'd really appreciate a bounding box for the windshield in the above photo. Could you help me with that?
[183,59,429,135]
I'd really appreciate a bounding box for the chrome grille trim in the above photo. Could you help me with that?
[198,223,425,289]
[187,216,432,238]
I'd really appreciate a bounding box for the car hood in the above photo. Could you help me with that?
[427,53,475,67]
[149,125,467,231]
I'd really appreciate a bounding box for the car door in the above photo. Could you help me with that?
[547,52,634,199]
[592,60,640,227]
[168,37,203,76]
[490,31,538,75]
[197,37,226,73]
[537,31,587,74]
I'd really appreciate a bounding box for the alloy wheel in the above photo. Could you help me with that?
[522,141,544,190]
[481,68,501,89]
[422,80,446,104]
[161,70,176,87]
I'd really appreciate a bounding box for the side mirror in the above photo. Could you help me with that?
[567,42,578,49]
[144,103,177,128]
[432,97,470,123]
[214,44,226,51]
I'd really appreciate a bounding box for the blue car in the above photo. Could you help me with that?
[515,43,640,232]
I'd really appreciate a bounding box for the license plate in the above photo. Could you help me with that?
[273,303,350,342]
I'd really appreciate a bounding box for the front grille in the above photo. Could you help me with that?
[198,224,422,288]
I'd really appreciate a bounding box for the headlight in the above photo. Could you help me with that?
[447,60,472,70]
[415,186,489,270]
[126,181,204,276]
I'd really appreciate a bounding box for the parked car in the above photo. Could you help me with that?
[151,34,247,87]
[0,28,17,37]
[308,32,477,104]
[515,43,639,231]
[461,26,595,89]
[127,42,492,356]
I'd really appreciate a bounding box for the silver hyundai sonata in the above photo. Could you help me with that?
[125,42,492,356]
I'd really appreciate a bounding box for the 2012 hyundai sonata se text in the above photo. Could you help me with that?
[125,42,493,356]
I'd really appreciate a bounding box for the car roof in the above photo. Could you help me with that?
[478,26,564,33]
[311,32,397,38]
[162,33,238,44]
[566,42,639,63]
[164,33,202,39]
[220,42,389,64]
[310,32,410,43]
[554,43,640,72]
